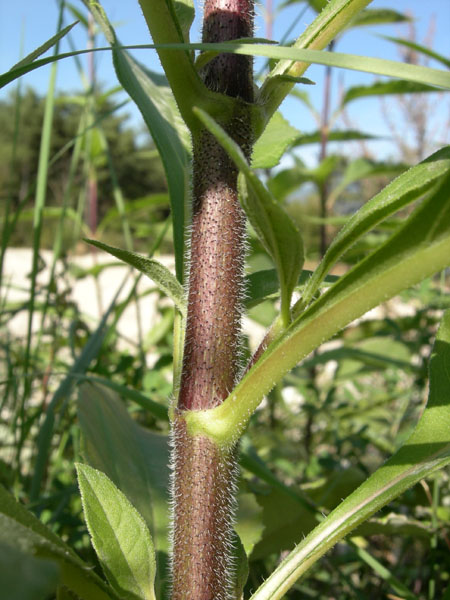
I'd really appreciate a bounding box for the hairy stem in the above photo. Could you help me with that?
[171,1,254,598]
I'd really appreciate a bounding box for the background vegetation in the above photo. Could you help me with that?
[1,1,449,599]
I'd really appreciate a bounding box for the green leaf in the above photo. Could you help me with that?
[10,21,78,71]
[183,41,450,89]
[355,513,433,539]
[77,383,170,556]
[239,176,304,324]
[267,167,312,202]
[80,375,169,421]
[194,37,278,71]
[77,464,156,600]
[85,238,186,316]
[292,129,381,147]
[245,269,338,309]
[249,309,450,599]
[290,89,319,119]
[0,542,60,600]
[381,35,450,70]
[251,112,300,169]
[86,3,191,283]
[304,340,415,374]
[245,269,283,308]
[251,467,365,561]
[281,0,327,12]
[66,3,89,28]
[172,0,195,43]
[328,157,407,205]
[341,80,441,106]
[231,534,249,600]
[193,107,304,325]
[0,486,116,600]
[300,146,450,310]
[235,490,265,556]
[187,170,450,447]
[350,8,410,27]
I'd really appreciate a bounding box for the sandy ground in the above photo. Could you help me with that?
[1,247,267,353]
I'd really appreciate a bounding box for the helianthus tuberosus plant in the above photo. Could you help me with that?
[1,0,450,599]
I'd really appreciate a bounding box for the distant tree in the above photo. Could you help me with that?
[0,87,167,219]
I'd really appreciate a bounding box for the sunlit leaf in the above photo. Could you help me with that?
[350,8,410,27]
[77,464,157,600]
[172,0,195,43]
[187,170,450,447]
[10,22,78,71]
[85,238,186,316]
[381,35,450,70]
[300,146,450,309]
[252,112,300,169]
[78,384,170,555]
[235,490,265,556]
[292,129,381,147]
[341,80,441,106]
[244,269,338,308]
[77,384,170,599]
[249,309,450,599]
[328,157,407,205]
[239,175,304,324]
[87,2,191,283]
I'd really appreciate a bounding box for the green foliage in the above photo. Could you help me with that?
[85,239,186,316]
[76,463,157,600]
[0,89,167,248]
[0,485,117,600]
[0,542,59,600]
[250,309,450,599]
[251,111,300,169]
[1,0,450,599]
[194,107,304,325]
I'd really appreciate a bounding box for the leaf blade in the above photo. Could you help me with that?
[341,79,441,106]
[251,112,300,169]
[299,146,450,309]
[86,3,191,283]
[77,464,157,600]
[187,170,450,447]
[10,21,78,71]
[0,486,117,600]
[84,238,186,316]
[249,309,450,599]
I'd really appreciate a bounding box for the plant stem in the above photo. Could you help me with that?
[171,1,254,598]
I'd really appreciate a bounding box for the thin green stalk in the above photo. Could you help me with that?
[22,0,65,437]
[98,128,146,362]
[29,270,130,500]
[259,0,373,123]
[34,111,85,358]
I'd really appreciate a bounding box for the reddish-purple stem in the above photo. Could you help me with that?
[171,1,254,598]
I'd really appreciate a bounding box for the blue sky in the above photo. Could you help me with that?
[1,0,449,162]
